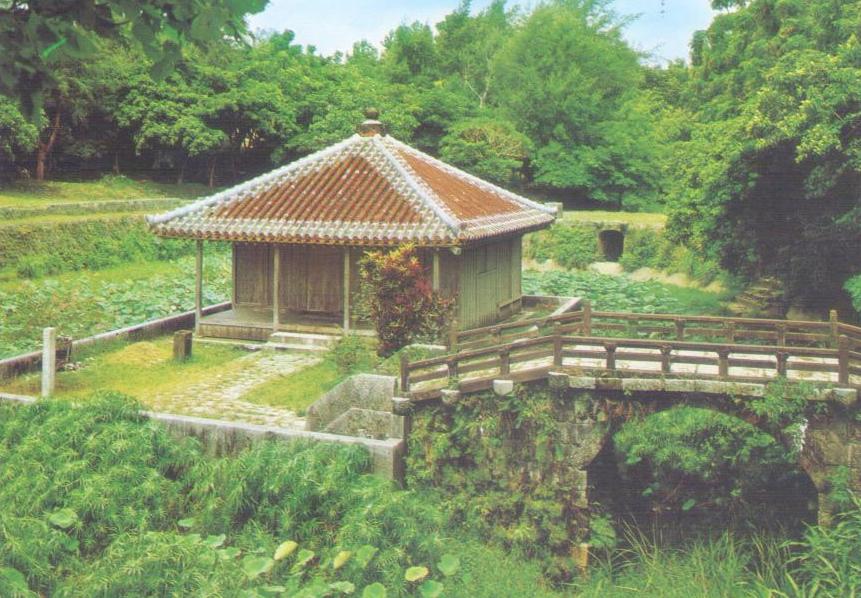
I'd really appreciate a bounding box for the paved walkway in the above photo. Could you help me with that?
[148,351,320,428]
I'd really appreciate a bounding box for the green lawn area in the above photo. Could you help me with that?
[0,210,155,227]
[241,359,343,414]
[0,337,245,400]
[0,175,210,207]
[561,209,667,227]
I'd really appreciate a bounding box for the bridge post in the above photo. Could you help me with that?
[776,351,789,377]
[447,357,459,379]
[553,335,563,367]
[674,318,686,341]
[717,348,730,379]
[829,310,839,347]
[499,348,511,375]
[604,342,617,372]
[776,324,787,347]
[448,319,459,352]
[399,354,410,393]
[725,321,736,343]
[660,345,672,373]
[582,300,592,336]
[838,335,849,385]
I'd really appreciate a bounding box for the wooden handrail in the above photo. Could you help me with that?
[407,328,861,393]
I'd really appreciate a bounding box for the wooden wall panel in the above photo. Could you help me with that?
[234,243,272,306]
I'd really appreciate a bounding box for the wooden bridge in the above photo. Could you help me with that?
[400,303,861,400]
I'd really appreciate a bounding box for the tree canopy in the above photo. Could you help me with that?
[1,0,859,311]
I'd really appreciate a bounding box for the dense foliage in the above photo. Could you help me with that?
[0,0,664,211]
[0,253,230,358]
[522,269,725,314]
[358,245,453,356]
[0,217,193,278]
[662,0,861,310]
[0,394,564,597]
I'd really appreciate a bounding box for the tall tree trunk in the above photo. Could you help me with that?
[176,158,186,185]
[208,156,216,188]
[113,151,120,175]
[34,109,61,181]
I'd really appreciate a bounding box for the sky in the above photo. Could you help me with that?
[248,0,718,64]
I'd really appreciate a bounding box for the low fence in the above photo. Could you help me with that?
[404,306,861,399]
[0,302,232,380]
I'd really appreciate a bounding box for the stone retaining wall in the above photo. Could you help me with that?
[0,392,405,483]
[0,302,232,380]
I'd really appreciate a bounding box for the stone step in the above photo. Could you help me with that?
[265,342,330,353]
[268,331,338,347]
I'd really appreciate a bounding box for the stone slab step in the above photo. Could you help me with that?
[265,342,330,353]
[268,331,338,346]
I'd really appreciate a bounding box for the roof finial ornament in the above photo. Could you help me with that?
[358,107,385,137]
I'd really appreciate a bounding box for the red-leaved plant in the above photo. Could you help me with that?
[358,244,454,356]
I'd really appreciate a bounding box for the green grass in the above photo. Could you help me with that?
[0,337,245,401]
[242,359,344,414]
[0,253,231,358]
[0,175,210,207]
[523,269,728,315]
[0,210,155,227]
[561,210,667,228]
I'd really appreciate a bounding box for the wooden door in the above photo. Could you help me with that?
[284,246,343,314]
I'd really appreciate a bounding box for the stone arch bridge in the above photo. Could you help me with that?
[396,306,861,527]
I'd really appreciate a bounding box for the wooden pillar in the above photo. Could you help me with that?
[272,245,281,330]
[432,250,440,292]
[41,327,56,398]
[830,310,839,347]
[343,247,351,331]
[194,240,203,335]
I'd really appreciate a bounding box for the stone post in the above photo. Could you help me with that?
[41,327,56,398]
[173,330,193,361]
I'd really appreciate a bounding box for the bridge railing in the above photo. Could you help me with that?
[403,330,861,399]
[453,303,860,351]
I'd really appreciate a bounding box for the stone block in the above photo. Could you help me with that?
[665,379,697,394]
[568,376,597,390]
[493,379,515,396]
[595,378,622,391]
[621,378,665,393]
[548,371,570,391]
[725,383,765,398]
[807,423,851,466]
[833,388,858,407]
[694,380,728,395]
[440,389,461,405]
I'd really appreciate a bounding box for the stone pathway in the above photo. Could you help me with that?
[148,350,320,428]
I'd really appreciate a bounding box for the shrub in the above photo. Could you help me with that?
[327,334,378,376]
[358,244,454,356]
[524,224,598,269]
[845,273,861,316]
[612,406,808,526]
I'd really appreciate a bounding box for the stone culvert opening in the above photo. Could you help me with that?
[598,229,624,261]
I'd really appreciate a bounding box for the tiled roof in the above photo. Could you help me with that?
[147,132,555,246]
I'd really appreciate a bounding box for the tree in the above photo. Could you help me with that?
[667,0,861,310]
[0,0,269,122]
[439,116,532,185]
[436,0,513,109]
[358,245,453,356]
[492,0,661,207]
[0,96,37,180]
